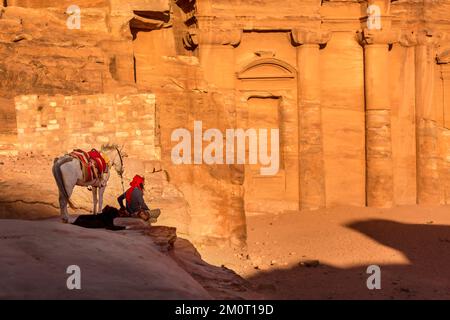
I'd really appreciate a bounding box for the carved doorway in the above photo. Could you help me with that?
[243,96,286,214]
[236,57,299,214]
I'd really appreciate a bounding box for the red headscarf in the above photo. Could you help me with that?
[125,175,145,204]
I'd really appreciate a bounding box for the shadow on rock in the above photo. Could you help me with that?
[114,217,261,299]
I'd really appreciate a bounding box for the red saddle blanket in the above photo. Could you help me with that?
[69,148,108,182]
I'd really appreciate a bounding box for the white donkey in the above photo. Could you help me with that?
[52,144,126,223]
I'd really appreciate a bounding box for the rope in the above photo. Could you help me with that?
[115,145,126,194]
[120,172,125,194]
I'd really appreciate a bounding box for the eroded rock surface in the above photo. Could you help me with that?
[0,218,255,299]
[0,219,211,299]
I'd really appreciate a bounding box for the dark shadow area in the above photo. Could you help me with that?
[174,0,196,14]
[134,10,171,23]
[169,237,261,300]
[71,214,259,299]
[129,11,170,40]
[246,219,450,299]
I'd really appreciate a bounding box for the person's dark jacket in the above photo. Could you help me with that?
[117,187,149,214]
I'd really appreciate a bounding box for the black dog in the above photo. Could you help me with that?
[72,205,125,231]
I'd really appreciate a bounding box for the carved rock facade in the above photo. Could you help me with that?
[1,0,450,246]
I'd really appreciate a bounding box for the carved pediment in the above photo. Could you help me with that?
[237,58,296,80]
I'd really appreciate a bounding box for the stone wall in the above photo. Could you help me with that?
[0,98,16,134]
[0,97,17,155]
[14,93,160,161]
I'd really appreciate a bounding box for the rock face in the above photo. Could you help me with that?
[0,219,211,299]
[0,218,256,299]
[1,0,450,246]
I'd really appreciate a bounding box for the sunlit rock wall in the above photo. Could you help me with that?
[1,0,450,247]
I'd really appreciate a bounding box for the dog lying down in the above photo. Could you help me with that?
[72,205,126,231]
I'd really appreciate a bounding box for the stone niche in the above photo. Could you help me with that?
[235,50,300,214]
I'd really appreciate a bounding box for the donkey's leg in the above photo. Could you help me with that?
[98,186,105,213]
[92,187,98,214]
[58,191,69,223]
[64,182,76,222]
[61,161,78,221]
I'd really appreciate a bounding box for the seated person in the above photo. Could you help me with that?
[117,175,160,223]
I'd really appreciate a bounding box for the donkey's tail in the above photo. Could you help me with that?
[52,157,76,210]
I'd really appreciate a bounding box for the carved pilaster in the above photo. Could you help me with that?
[290,29,331,46]
[357,28,400,46]
[359,28,449,205]
[184,29,241,88]
[293,29,330,210]
[183,29,242,50]
[359,28,448,205]
[414,29,445,205]
[358,27,395,207]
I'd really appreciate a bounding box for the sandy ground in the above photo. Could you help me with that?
[199,206,450,299]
